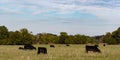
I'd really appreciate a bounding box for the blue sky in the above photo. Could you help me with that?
[0,0,120,36]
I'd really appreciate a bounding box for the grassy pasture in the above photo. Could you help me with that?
[0,44,120,60]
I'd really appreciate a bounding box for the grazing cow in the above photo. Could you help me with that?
[85,45,101,53]
[103,44,106,46]
[50,45,55,48]
[18,47,24,50]
[37,47,47,54]
[24,44,36,50]
[66,44,70,46]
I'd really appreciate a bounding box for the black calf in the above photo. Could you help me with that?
[66,44,70,46]
[37,47,47,54]
[50,45,55,48]
[103,44,106,46]
[19,47,24,50]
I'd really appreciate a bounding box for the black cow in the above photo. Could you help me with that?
[24,44,36,50]
[37,47,47,54]
[85,45,101,53]
[103,44,106,46]
[66,44,70,46]
[50,45,55,48]
[18,47,24,50]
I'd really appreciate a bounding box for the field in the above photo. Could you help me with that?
[0,44,120,60]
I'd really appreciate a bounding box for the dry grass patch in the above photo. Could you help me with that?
[0,44,120,60]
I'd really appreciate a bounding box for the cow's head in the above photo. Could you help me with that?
[95,45,98,47]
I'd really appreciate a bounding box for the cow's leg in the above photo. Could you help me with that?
[86,50,88,53]
[45,49,47,54]
[98,49,101,53]
[37,51,40,54]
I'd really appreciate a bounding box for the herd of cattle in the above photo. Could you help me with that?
[18,44,105,54]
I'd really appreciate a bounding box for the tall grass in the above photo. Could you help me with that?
[0,44,120,60]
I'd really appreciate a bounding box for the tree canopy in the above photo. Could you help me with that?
[0,25,120,45]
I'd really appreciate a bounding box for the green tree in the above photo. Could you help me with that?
[107,37,117,44]
[102,32,118,44]
[102,32,111,43]
[40,33,49,44]
[65,35,75,44]
[0,26,9,44]
[46,33,59,44]
[36,33,59,44]
[20,28,35,45]
[8,31,22,45]
[74,34,87,44]
[59,32,68,44]
[87,37,97,44]
[111,27,120,44]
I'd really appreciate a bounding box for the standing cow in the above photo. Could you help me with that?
[103,44,106,47]
[50,45,55,48]
[85,45,101,53]
[66,44,70,46]
[37,47,47,54]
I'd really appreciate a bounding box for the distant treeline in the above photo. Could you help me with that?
[0,25,120,45]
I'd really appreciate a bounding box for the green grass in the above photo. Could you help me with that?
[0,44,120,60]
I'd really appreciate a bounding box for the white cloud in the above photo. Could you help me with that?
[0,8,24,14]
[0,0,120,36]
[1,0,120,21]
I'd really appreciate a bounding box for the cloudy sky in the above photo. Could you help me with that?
[0,0,120,36]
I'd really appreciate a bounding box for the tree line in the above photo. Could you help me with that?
[101,27,120,44]
[0,25,120,45]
